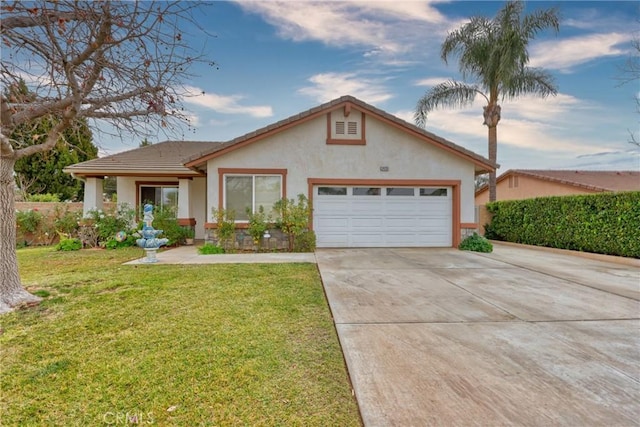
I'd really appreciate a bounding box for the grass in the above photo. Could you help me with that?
[1,247,361,426]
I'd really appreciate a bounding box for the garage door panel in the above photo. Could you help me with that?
[384,217,418,229]
[314,200,350,214]
[350,217,384,228]
[314,185,453,248]
[317,234,349,247]
[351,202,380,213]
[350,233,386,245]
[316,217,349,231]
[385,233,418,244]
[385,201,421,214]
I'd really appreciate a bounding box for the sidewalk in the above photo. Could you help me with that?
[123,245,317,265]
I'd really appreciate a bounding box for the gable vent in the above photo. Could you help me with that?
[335,121,345,135]
[347,121,358,135]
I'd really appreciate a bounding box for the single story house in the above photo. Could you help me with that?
[65,95,496,248]
[475,169,640,205]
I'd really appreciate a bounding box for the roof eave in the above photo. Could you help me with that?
[63,168,204,178]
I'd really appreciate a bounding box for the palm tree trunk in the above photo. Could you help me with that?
[483,103,501,202]
[488,125,498,202]
[0,155,41,314]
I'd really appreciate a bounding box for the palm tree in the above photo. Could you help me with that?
[415,1,559,202]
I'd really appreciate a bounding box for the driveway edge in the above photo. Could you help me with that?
[490,241,640,267]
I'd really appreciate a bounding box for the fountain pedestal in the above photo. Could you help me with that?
[142,248,159,263]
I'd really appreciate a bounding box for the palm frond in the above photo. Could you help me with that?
[522,8,560,39]
[441,16,491,66]
[502,67,557,100]
[414,80,486,127]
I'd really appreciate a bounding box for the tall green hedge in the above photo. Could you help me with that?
[485,191,640,258]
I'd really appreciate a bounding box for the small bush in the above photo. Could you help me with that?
[27,193,60,202]
[212,208,236,252]
[246,206,271,250]
[294,230,316,253]
[105,234,137,250]
[56,238,82,251]
[16,209,44,234]
[459,233,493,253]
[86,203,136,246]
[151,209,184,246]
[273,194,311,252]
[198,243,225,255]
[53,206,81,237]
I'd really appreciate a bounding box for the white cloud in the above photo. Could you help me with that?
[396,92,616,159]
[183,86,273,118]
[414,77,455,87]
[235,1,449,58]
[298,72,392,104]
[530,32,632,72]
[501,93,587,122]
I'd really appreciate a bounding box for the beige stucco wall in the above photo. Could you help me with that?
[116,176,207,239]
[475,175,598,205]
[206,112,477,224]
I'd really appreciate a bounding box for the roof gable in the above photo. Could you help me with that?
[184,95,497,173]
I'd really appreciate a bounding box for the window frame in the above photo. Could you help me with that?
[136,181,179,217]
[220,169,286,222]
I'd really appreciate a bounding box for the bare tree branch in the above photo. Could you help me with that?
[1,0,213,158]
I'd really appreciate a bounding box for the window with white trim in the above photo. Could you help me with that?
[139,185,178,216]
[224,175,282,221]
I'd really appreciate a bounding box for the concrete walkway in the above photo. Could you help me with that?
[316,244,640,426]
[123,245,316,264]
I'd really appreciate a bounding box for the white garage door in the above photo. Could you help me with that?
[313,185,452,248]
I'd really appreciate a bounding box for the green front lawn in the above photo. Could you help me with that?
[1,247,360,426]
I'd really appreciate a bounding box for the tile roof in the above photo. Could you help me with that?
[184,95,497,173]
[65,95,497,177]
[64,140,220,177]
[476,169,640,194]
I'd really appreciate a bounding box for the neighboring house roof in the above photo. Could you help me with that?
[64,140,219,177]
[476,169,640,195]
[183,95,497,174]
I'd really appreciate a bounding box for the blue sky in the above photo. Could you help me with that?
[106,1,640,173]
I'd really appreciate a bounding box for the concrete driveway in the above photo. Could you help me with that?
[316,243,640,426]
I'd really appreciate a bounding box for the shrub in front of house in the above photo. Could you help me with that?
[150,208,186,246]
[246,206,272,251]
[273,194,312,252]
[16,204,84,248]
[459,233,493,253]
[27,193,60,202]
[294,230,316,253]
[56,237,82,251]
[85,204,136,247]
[16,208,54,247]
[485,191,640,257]
[198,243,225,254]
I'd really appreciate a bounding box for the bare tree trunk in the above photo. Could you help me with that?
[0,155,41,314]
